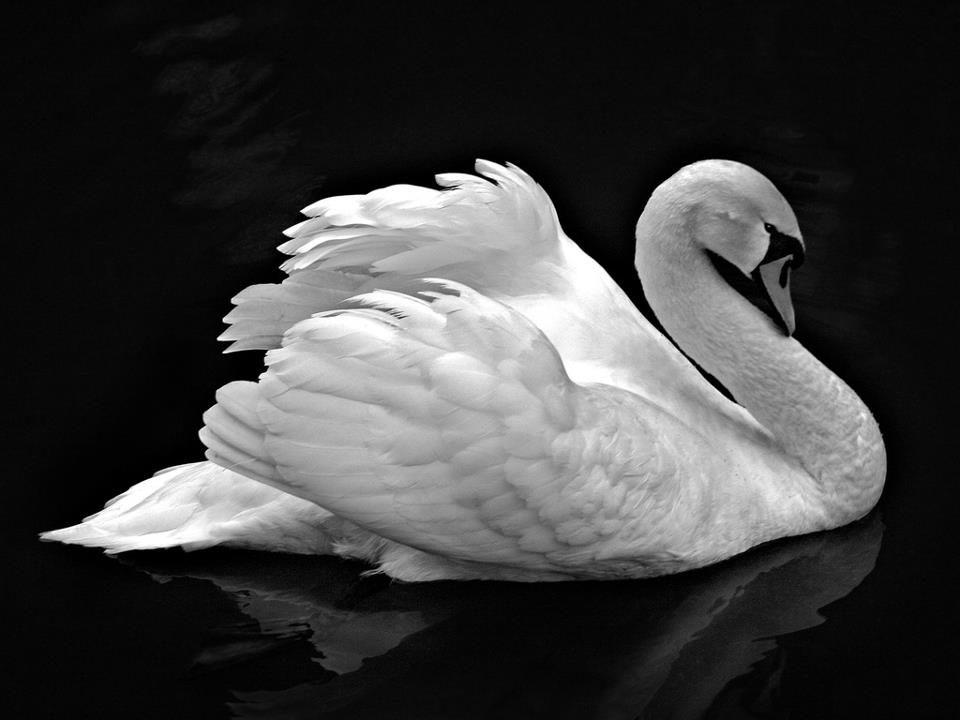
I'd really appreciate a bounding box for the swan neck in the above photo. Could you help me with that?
[635,210,886,525]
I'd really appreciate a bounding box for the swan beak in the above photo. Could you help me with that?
[752,256,796,336]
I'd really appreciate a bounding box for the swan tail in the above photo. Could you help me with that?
[220,160,568,354]
[39,461,340,555]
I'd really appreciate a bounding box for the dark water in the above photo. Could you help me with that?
[9,3,957,718]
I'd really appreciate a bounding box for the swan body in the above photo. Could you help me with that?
[42,160,885,581]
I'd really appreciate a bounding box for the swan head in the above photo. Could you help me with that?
[637,159,806,335]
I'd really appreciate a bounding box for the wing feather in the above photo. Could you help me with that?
[221,160,568,354]
[201,281,713,577]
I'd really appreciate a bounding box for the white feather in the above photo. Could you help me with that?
[43,159,885,582]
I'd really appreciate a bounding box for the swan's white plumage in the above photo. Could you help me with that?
[42,159,885,581]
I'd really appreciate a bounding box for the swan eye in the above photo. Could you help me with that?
[763,222,777,234]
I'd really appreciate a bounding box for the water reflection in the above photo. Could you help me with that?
[127,514,882,719]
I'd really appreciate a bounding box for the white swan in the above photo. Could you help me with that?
[42,160,886,581]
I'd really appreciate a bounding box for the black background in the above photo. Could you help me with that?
[7,2,959,718]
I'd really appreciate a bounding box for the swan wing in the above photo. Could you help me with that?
[219,159,730,423]
[201,282,721,577]
[219,161,566,354]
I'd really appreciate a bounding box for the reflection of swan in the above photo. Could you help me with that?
[43,160,885,581]
[133,553,447,676]
[127,514,883,719]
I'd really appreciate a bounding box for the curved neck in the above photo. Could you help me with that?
[635,212,886,526]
